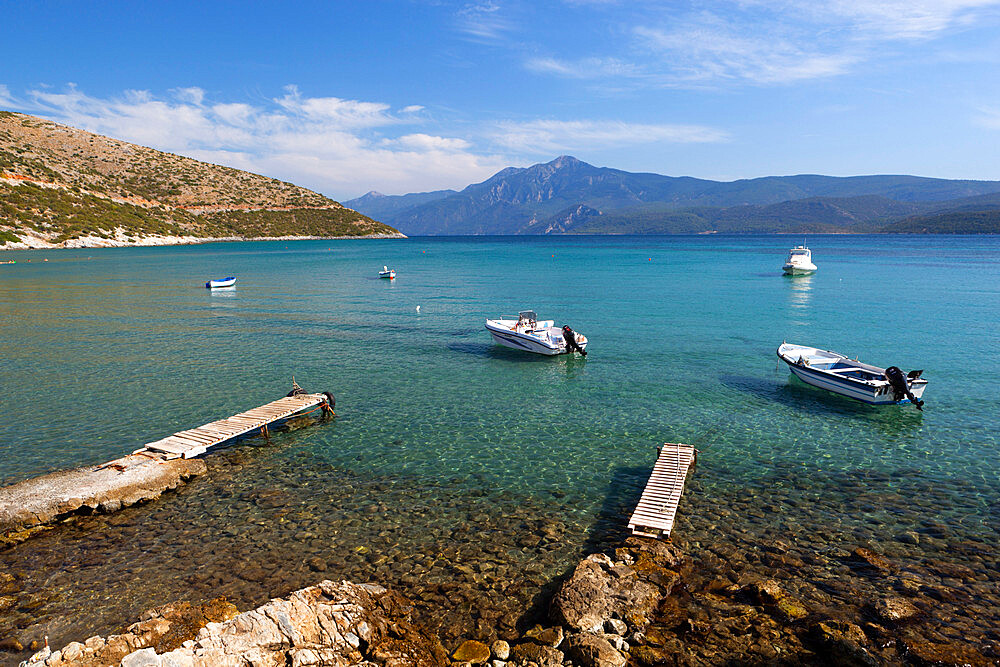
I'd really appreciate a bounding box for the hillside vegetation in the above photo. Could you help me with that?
[0,111,400,247]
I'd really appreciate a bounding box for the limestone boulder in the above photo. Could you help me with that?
[25,580,447,667]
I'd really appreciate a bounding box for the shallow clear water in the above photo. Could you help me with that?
[1,235,998,654]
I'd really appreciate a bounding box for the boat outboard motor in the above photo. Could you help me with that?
[562,325,587,356]
[884,366,923,410]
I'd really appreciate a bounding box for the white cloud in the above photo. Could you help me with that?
[493,119,727,154]
[4,84,510,198]
[172,87,205,105]
[394,134,472,151]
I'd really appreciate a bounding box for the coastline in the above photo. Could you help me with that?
[0,230,407,250]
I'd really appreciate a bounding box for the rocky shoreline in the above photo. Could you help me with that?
[0,231,407,250]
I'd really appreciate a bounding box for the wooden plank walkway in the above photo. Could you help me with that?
[136,393,330,460]
[628,443,697,540]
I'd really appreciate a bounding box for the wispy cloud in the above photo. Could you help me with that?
[492,119,727,154]
[633,20,858,85]
[530,0,1000,86]
[975,105,1000,129]
[1,85,509,198]
[455,2,514,42]
[525,57,642,79]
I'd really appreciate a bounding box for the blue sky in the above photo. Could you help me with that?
[3,0,1000,200]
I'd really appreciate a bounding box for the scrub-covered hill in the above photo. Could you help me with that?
[0,111,402,248]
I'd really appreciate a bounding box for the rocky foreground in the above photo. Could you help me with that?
[14,531,997,666]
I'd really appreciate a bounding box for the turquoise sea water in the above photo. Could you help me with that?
[1,234,998,652]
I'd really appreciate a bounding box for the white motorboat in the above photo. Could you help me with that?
[777,342,926,409]
[378,266,395,279]
[205,276,236,288]
[485,311,587,356]
[782,246,816,275]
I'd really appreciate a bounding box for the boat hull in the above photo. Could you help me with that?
[786,363,926,404]
[487,329,562,355]
[206,277,236,288]
[777,343,927,406]
[782,265,815,275]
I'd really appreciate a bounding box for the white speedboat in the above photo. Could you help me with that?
[205,276,236,288]
[782,246,816,275]
[777,342,926,409]
[378,266,395,279]
[485,311,587,356]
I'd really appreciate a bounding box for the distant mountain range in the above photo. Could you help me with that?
[0,112,400,248]
[346,156,1000,235]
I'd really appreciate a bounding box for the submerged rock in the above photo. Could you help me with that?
[563,632,627,667]
[508,641,563,666]
[810,620,877,666]
[870,596,920,624]
[903,639,992,666]
[452,639,491,663]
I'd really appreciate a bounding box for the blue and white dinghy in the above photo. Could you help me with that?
[485,310,587,356]
[777,342,926,409]
[206,276,236,288]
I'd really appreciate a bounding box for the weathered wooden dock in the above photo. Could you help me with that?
[628,443,697,540]
[137,392,334,459]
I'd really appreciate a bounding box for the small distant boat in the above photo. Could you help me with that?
[0,260,15,265]
[777,342,926,409]
[378,266,395,279]
[485,310,587,356]
[206,276,236,288]
[782,246,816,275]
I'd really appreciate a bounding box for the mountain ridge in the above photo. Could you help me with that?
[345,156,1000,235]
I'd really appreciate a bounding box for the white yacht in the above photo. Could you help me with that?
[782,246,816,275]
[485,311,587,356]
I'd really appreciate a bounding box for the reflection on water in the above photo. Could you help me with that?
[785,272,813,309]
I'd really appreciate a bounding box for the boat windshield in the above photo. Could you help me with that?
[518,310,537,321]
[790,249,809,256]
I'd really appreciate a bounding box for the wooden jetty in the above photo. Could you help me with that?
[628,443,697,540]
[137,392,334,460]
